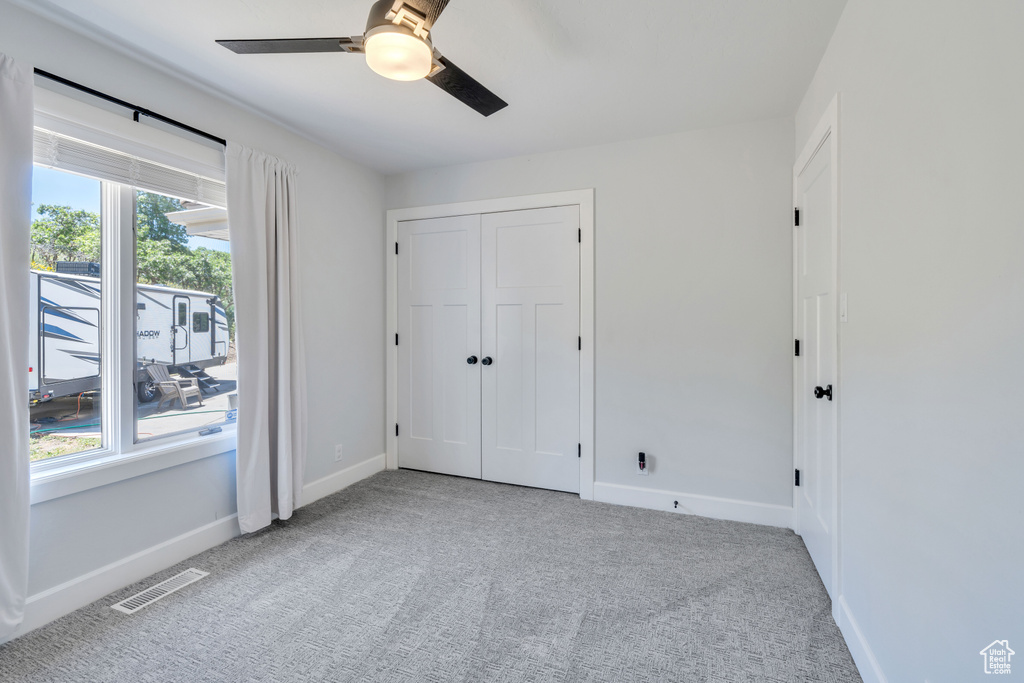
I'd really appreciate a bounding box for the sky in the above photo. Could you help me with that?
[32,165,230,253]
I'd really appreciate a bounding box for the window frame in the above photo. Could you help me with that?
[29,88,235,497]
[30,181,237,483]
[192,311,210,334]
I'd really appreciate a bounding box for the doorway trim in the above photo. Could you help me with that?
[386,189,596,500]
[792,94,841,605]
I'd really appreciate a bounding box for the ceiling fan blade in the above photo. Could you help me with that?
[396,0,451,31]
[216,37,363,54]
[427,56,507,117]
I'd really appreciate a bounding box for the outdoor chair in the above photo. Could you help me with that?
[146,364,204,411]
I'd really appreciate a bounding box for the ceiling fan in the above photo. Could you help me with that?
[216,0,507,117]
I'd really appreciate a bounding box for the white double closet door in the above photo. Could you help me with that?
[397,206,581,493]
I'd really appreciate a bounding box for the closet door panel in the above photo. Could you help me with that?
[481,206,580,493]
[397,215,481,478]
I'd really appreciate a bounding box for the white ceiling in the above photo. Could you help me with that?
[19,0,847,174]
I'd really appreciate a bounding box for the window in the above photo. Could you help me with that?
[135,190,235,443]
[29,167,104,462]
[29,118,233,471]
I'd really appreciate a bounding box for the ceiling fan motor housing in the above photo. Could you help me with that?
[365,0,428,41]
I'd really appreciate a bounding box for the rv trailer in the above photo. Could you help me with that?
[29,266,229,404]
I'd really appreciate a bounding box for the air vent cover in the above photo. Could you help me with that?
[110,568,208,615]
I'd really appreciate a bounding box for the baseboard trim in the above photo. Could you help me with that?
[837,595,887,683]
[301,453,386,507]
[593,482,794,528]
[5,513,240,645]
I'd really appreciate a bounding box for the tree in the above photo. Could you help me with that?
[30,204,101,270]
[135,192,189,250]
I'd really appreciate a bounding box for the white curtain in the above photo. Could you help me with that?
[0,53,34,640]
[226,143,307,533]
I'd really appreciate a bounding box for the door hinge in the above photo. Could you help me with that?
[578,228,581,243]
[395,423,399,437]
[395,333,398,346]
[578,443,581,458]
[794,208,800,227]
[795,469,801,486]
[578,336,582,351]
[395,242,399,255]
[795,339,800,357]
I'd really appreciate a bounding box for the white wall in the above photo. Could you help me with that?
[0,0,385,610]
[387,117,795,512]
[795,1,1024,680]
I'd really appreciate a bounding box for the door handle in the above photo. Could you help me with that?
[173,326,188,350]
[814,384,833,401]
[467,356,478,365]
[481,357,493,366]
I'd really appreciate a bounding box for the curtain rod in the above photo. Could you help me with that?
[33,68,227,147]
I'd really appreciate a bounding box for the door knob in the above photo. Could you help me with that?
[481,357,493,366]
[814,384,833,401]
[467,356,478,365]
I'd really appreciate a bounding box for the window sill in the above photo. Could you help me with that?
[30,427,237,505]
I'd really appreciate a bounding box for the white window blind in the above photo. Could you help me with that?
[33,128,227,208]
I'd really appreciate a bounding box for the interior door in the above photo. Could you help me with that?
[397,214,482,478]
[795,131,837,596]
[172,296,190,366]
[481,206,580,493]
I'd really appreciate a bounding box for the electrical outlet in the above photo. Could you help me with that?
[334,444,343,462]
[637,452,649,476]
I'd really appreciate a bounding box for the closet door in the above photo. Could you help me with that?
[397,215,481,479]
[481,207,580,493]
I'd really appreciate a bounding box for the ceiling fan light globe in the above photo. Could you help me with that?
[365,30,432,82]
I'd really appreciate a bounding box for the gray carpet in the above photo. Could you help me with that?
[0,470,861,682]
